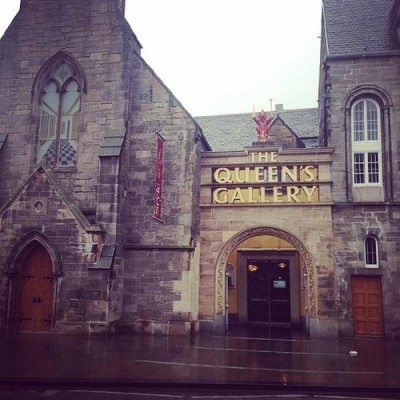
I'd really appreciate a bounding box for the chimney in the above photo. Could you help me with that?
[275,104,284,112]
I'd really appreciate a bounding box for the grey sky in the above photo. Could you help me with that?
[0,0,322,116]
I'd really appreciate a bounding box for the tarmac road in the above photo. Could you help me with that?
[1,388,400,400]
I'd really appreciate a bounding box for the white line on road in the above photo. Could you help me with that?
[176,345,344,357]
[136,360,384,375]
[69,390,184,398]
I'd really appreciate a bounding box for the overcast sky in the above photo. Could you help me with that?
[0,0,322,117]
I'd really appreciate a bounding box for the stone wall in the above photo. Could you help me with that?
[269,118,304,148]
[322,52,400,335]
[325,57,400,203]
[332,205,400,335]
[0,168,108,333]
[122,57,203,245]
[117,50,206,331]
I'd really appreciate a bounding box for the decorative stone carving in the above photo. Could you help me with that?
[31,198,47,215]
[252,109,273,142]
[215,226,317,317]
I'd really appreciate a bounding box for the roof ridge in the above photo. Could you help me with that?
[195,107,318,119]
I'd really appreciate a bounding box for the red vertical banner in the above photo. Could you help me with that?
[154,132,164,220]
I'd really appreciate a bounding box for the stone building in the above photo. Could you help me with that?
[318,0,400,336]
[194,0,400,337]
[196,108,338,337]
[0,0,399,338]
[0,0,210,335]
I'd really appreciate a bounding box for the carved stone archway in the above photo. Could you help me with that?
[215,226,317,317]
[6,231,62,277]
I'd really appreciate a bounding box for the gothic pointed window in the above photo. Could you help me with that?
[37,61,82,168]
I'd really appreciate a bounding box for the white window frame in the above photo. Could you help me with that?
[364,236,379,268]
[351,99,382,186]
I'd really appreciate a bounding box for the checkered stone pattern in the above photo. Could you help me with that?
[45,139,77,167]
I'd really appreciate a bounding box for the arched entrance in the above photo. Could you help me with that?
[17,245,54,332]
[215,226,316,332]
[6,232,60,333]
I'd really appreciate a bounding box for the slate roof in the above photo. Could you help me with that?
[90,244,116,270]
[99,129,125,157]
[195,108,319,152]
[323,0,397,56]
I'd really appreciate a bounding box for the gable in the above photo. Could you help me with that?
[269,117,304,149]
[195,108,318,151]
[0,165,101,234]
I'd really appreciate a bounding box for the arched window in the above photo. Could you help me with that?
[33,53,86,169]
[364,236,379,268]
[37,62,81,168]
[351,99,382,185]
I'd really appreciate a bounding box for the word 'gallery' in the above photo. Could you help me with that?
[0,0,399,338]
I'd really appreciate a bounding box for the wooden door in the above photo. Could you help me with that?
[352,276,384,336]
[18,246,54,332]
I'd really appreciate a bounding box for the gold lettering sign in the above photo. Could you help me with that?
[212,186,318,204]
[212,152,320,204]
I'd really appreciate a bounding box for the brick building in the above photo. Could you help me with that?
[0,0,399,338]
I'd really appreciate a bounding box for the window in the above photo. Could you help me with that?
[37,62,81,168]
[364,236,379,268]
[351,99,382,185]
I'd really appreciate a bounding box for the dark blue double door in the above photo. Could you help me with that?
[247,261,291,323]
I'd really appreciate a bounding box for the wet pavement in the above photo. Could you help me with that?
[0,326,399,398]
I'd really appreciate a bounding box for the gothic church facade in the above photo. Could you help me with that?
[0,0,209,335]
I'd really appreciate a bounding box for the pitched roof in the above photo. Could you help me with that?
[195,108,319,152]
[323,0,397,57]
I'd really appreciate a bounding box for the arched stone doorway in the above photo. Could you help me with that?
[6,232,61,332]
[214,226,316,332]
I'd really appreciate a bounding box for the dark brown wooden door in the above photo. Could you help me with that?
[18,246,54,332]
[352,276,384,336]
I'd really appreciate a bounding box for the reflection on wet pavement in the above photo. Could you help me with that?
[0,326,399,390]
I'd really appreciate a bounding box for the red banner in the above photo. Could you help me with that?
[154,133,164,220]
